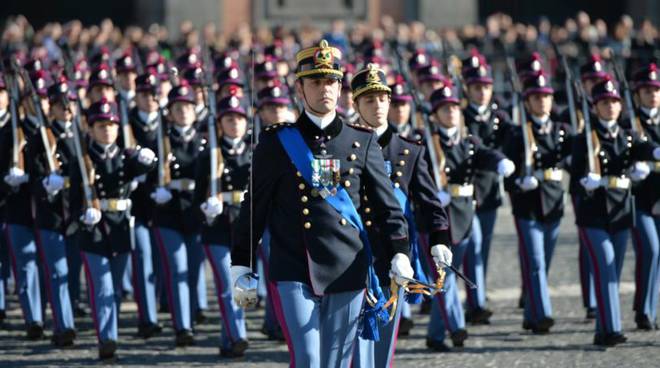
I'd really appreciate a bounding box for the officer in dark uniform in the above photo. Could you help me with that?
[231,40,411,368]
[70,98,156,360]
[570,77,660,346]
[425,83,515,352]
[349,64,451,368]
[194,91,250,357]
[503,71,573,334]
[461,51,512,324]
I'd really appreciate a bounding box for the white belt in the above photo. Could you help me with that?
[448,184,474,197]
[535,168,563,182]
[99,198,132,212]
[168,179,196,191]
[221,191,245,205]
[602,176,631,190]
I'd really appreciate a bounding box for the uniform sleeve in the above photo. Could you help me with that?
[631,133,660,161]
[474,138,506,172]
[502,129,524,193]
[569,133,589,196]
[123,148,157,179]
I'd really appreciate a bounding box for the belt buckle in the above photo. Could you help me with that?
[449,185,460,197]
[232,191,242,204]
[655,162,660,171]
[107,199,119,211]
[63,177,71,189]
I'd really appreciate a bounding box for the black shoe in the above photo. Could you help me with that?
[159,303,169,314]
[98,339,117,361]
[635,314,654,331]
[397,317,414,336]
[419,300,431,315]
[466,308,493,325]
[532,317,554,334]
[137,323,163,339]
[426,338,451,352]
[220,338,249,358]
[518,294,525,309]
[585,307,596,320]
[0,310,5,322]
[260,324,285,341]
[594,332,627,347]
[195,310,208,325]
[51,328,76,347]
[73,303,88,318]
[26,322,44,340]
[450,329,468,347]
[175,329,195,347]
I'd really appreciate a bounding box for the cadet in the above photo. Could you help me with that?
[388,74,421,141]
[231,40,413,368]
[70,98,156,360]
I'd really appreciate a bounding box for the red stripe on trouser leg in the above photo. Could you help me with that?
[580,230,609,333]
[268,282,296,368]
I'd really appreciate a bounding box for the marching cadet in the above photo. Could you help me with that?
[115,54,138,108]
[27,77,79,346]
[415,62,446,103]
[150,80,206,346]
[626,63,660,330]
[0,73,8,325]
[70,98,156,360]
[87,64,116,104]
[503,71,573,334]
[126,71,164,338]
[387,74,421,141]
[215,64,245,99]
[349,64,451,368]
[570,76,660,346]
[461,52,512,324]
[338,63,359,123]
[193,91,250,357]
[1,67,48,339]
[425,83,515,352]
[231,40,413,368]
[182,66,210,135]
[254,56,279,92]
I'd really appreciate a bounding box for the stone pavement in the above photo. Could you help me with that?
[1,203,658,367]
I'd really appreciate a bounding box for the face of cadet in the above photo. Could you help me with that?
[339,89,354,111]
[117,71,137,91]
[595,98,622,121]
[23,96,50,118]
[220,112,247,139]
[91,120,119,145]
[170,101,196,127]
[388,101,411,126]
[259,103,290,126]
[136,91,160,113]
[356,91,390,129]
[193,85,205,105]
[420,80,444,101]
[90,85,116,104]
[467,83,493,107]
[50,100,75,122]
[435,102,461,129]
[296,77,341,116]
[638,85,660,109]
[525,93,553,117]
[0,90,8,110]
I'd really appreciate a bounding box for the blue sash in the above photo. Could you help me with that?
[276,126,389,341]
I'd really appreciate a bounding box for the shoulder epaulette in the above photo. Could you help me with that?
[399,135,423,146]
[263,122,293,133]
[347,123,374,132]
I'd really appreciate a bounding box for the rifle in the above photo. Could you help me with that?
[575,79,596,174]
[611,56,637,134]
[200,39,224,203]
[553,43,579,133]
[505,53,533,177]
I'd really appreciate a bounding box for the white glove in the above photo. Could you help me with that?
[129,179,139,192]
[42,173,65,195]
[80,207,102,226]
[230,265,258,307]
[431,244,453,267]
[630,162,651,182]
[437,190,451,208]
[389,253,415,286]
[515,176,539,192]
[497,159,516,177]
[200,196,224,220]
[150,187,172,204]
[654,147,660,161]
[580,172,602,191]
[137,148,156,165]
[4,167,29,187]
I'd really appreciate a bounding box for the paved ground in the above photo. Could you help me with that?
[1,202,659,367]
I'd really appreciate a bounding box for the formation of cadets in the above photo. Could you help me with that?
[0,16,659,366]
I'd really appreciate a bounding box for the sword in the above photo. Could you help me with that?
[439,261,477,289]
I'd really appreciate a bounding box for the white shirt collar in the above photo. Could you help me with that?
[56,120,73,128]
[375,124,388,137]
[641,106,658,118]
[138,110,159,124]
[0,109,6,117]
[599,119,617,130]
[223,136,242,147]
[471,103,489,115]
[439,125,458,139]
[305,109,336,130]
[173,125,193,136]
[531,114,550,125]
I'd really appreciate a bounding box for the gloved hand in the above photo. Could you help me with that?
[80,207,102,226]
[230,265,258,307]
[42,173,65,195]
[630,162,651,182]
[137,148,156,165]
[431,244,453,267]
[654,147,660,161]
[437,190,451,208]
[389,253,415,286]
[515,176,539,192]
[497,159,516,177]
[150,187,172,204]
[200,196,224,220]
[4,167,29,187]
[580,172,602,191]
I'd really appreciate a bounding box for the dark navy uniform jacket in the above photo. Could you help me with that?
[570,121,659,232]
[127,108,160,224]
[27,120,77,232]
[195,136,250,246]
[463,103,512,212]
[232,112,409,295]
[504,118,574,223]
[425,129,505,245]
[363,125,450,286]
[70,142,155,257]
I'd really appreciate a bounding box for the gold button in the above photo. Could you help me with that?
[340,218,347,225]
[302,208,310,215]
[301,196,308,203]
[365,207,371,214]
[296,171,302,177]
[349,154,357,161]
[344,180,351,188]
[363,195,369,201]
[298,183,305,190]
[365,220,372,227]
[394,182,400,188]
[396,171,403,177]
[348,168,355,175]
[403,149,410,155]
[304,222,311,229]
[399,160,405,166]
[353,141,361,148]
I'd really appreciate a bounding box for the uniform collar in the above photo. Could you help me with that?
[171,124,196,142]
[597,119,619,138]
[437,125,460,145]
[305,109,336,130]
[377,125,394,147]
[0,109,9,127]
[24,114,42,132]
[640,106,658,119]
[467,103,492,122]
[298,109,343,142]
[222,136,246,155]
[51,120,73,138]
[392,122,411,136]
[531,114,552,134]
[89,141,119,160]
[138,110,159,125]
